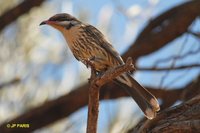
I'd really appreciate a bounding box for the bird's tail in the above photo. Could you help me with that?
[115,73,160,119]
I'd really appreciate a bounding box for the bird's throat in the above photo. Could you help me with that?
[61,26,82,51]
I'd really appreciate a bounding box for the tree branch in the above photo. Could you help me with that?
[187,30,200,39]
[0,75,199,133]
[0,78,20,90]
[136,64,200,71]
[130,94,200,133]
[123,0,200,61]
[153,46,200,65]
[0,0,45,32]
[0,1,200,132]
[86,57,134,133]
[87,80,100,133]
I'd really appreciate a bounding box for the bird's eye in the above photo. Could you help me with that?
[64,22,74,29]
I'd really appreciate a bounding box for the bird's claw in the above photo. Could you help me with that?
[84,57,98,83]
[84,56,95,69]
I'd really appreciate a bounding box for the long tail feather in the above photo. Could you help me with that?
[115,73,160,119]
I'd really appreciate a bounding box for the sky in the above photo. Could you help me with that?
[38,0,200,132]
[0,0,199,133]
[42,0,200,88]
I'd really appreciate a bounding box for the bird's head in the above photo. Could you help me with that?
[40,13,81,31]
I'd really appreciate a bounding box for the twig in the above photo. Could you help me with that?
[158,34,188,88]
[123,0,200,61]
[0,77,21,90]
[0,75,199,133]
[187,30,200,39]
[136,64,200,71]
[86,57,134,133]
[153,46,200,65]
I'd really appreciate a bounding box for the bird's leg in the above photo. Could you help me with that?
[84,56,96,69]
[83,56,98,83]
[89,68,97,83]
[126,57,136,74]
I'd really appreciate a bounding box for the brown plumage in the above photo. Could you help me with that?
[40,13,160,119]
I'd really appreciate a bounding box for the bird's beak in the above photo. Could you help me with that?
[40,20,63,31]
[40,20,47,26]
[40,20,56,26]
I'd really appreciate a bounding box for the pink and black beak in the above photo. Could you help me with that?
[40,21,47,25]
[39,19,64,31]
[39,20,54,26]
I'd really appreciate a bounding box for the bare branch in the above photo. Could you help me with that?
[0,75,199,133]
[86,58,134,133]
[154,46,200,65]
[95,57,134,86]
[0,0,45,32]
[0,1,200,132]
[188,30,200,39]
[86,82,100,133]
[136,64,200,71]
[131,94,200,133]
[123,1,200,61]
[0,78,21,90]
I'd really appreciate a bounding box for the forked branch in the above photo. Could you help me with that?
[86,57,135,133]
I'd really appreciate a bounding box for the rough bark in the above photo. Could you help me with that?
[123,0,200,62]
[0,0,45,31]
[0,75,199,133]
[130,95,200,133]
[0,1,200,133]
[86,58,134,133]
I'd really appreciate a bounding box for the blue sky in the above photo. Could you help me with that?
[40,0,200,132]
[0,0,199,132]
[43,0,199,88]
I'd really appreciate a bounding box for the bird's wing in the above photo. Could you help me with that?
[84,24,124,65]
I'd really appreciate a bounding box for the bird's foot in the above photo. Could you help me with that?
[126,57,135,74]
[84,56,96,69]
[84,57,98,84]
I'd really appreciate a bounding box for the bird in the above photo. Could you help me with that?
[40,13,160,119]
